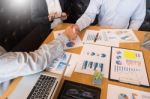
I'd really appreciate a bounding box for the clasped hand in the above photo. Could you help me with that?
[64,25,80,40]
[48,12,67,21]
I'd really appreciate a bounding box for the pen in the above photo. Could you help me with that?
[94,33,99,42]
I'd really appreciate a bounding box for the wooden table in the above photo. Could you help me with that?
[1,23,150,99]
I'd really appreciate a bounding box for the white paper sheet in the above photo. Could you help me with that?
[75,44,111,78]
[64,53,79,77]
[100,29,139,43]
[95,41,119,47]
[53,30,83,49]
[110,48,149,86]
[82,29,139,47]
[107,84,150,99]
[82,30,119,47]
[47,52,79,77]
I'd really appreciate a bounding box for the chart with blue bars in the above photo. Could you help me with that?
[82,60,104,72]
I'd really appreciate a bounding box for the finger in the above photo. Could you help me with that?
[71,25,78,34]
[73,27,76,33]
[54,12,58,18]
[58,12,62,17]
[48,16,52,21]
[72,34,77,40]
[61,12,67,17]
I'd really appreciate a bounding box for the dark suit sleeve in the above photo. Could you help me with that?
[31,0,52,25]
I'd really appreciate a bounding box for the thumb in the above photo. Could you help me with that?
[70,25,76,34]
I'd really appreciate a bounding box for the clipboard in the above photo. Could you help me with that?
[109,47,150,87]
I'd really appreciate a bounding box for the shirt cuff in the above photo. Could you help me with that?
[57,33,69,44]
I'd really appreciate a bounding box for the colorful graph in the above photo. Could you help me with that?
[118,93,129,99]
[82,60,104,71]
[110,47,149,86]
[86,33,97,41]
[114,65,140,72]
[123,51,137,60]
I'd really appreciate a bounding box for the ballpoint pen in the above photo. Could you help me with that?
[94,33,99,42]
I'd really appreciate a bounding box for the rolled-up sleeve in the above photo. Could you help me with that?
[0,34,69,83]
[129,0,146,30]
[76,0,102,31]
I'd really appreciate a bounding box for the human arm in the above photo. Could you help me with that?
[0,32,76,83]
[129,0,146,30]
[75,0,102,31]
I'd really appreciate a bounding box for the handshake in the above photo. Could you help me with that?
[63,24,80,41]
[48,12,80,40]
[48,12,80,41]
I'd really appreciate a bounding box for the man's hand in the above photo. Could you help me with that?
[60,12,67,20]
[48,13,55,21]
[73,24,80,34]
[48,12,67,21]
[64,25,80,40]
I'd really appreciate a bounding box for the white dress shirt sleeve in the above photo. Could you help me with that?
[46,0,63,29]
[0,34,69,83]
[129,0,146,30]
[76,0,102,31]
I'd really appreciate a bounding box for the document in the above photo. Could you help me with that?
[75,44,111,78]
[64,53,79,77]
[53,30,83,49]
[82,30,119,47]
[82,29,139,47]
[107,84,150,99]
[103,29,139,43]
[110,47,150,87]
[46,52,79,77]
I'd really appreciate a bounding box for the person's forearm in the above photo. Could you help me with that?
[76,14,94,31]
[75,0,102,31]
[129,19,144,30]
[0,34,68,83]
[129,0,146,30]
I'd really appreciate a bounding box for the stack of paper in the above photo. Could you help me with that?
[107,84,150,99]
